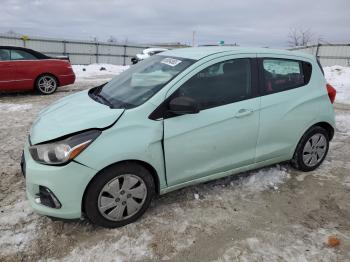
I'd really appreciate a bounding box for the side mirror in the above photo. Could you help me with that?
[169,96,200,115]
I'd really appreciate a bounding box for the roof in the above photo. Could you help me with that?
[0,45,49,59]
[160,46,315,60]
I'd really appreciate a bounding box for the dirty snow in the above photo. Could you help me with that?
[0,103,32,112]
[59,232,153,262]
[324,65,350,105]
[336,113,350,134]
[235,165,290,193]
[215,226,338,262]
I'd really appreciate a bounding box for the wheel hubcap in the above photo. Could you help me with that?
[38,76,57,94]
[302,133,327,167]
[98,175,147,221]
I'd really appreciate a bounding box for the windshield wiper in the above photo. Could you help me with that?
[95,93,114,108]
[88,85,115,108]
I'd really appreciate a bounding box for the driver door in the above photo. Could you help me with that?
[163,55,260,186]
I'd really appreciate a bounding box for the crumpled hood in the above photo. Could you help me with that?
[30,90,124,145]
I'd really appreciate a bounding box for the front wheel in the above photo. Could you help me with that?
[84,163,155,228]
[36,75,58,95]
[291,126,329,172]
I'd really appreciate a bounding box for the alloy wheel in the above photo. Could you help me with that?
[37,75,57,94]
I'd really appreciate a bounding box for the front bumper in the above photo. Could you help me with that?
[23,142,97,219]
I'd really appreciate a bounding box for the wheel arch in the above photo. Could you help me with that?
[34,72,60,89]
[312,121,334,141]
[81,160,160,214]
[292,121,334,159]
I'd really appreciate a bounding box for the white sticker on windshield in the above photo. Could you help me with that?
[161,57,182,67]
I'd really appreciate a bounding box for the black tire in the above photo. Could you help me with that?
[84,162,155,228]
[35,74,58,95]
[291,126,329,172]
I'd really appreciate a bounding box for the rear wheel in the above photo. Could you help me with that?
[84,163,155,228]
[291,126,329,171]
[36,75,58,95]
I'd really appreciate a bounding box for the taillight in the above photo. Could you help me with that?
[326,84,336,104]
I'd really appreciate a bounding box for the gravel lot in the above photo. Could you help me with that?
[1,72,350,261]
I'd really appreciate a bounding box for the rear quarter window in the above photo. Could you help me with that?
[0,49,10,61]
[261,58,312,94]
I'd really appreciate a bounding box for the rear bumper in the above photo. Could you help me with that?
[23,141,97,219]
[58,73,75,86]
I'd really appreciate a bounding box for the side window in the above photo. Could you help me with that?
[262,58,311,94]
[10,50,37,60]
[0,49,10,61]
[176,58,252,110]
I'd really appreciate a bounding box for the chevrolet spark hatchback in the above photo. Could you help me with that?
[23,47,336,228]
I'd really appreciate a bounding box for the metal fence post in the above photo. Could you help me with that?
[63,40,67,55]
[123,45,127,66]
[96,42,99,64]
[315,43,320,58]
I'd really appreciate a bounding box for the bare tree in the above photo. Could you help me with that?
[288,28,314,47]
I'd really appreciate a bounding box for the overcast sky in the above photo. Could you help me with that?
[1,0,349,47]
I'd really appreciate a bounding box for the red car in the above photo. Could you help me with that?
[0,46,75,95]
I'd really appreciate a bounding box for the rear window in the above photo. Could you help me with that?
[261,58,312,94]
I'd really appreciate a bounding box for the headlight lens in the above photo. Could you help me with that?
[29,130,101,165]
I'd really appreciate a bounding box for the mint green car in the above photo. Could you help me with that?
[23,47,336,228]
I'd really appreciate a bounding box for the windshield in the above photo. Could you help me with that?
[95,55,195,109]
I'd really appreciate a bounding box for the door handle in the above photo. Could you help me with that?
[234,108,253,118]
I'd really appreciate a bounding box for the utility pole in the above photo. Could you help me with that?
[192,31,196,47]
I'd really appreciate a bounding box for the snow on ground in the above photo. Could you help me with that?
[336,113,350,134]
[60,232,153,262]
[234,165,290,193]
[0,103,32,112]
[215,226,338,262]
[324,65,350,105]
[0,200,38,257]
[72,64,129,80]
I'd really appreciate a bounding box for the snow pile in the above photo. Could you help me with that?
[0,103,32,112]
[72,64,129,80]
[324,65,350,105]
[237,165,290,194]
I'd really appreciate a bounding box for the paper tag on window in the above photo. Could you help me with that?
[161,58,182,67]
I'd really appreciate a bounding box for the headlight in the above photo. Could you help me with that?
[29,130,101,165]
